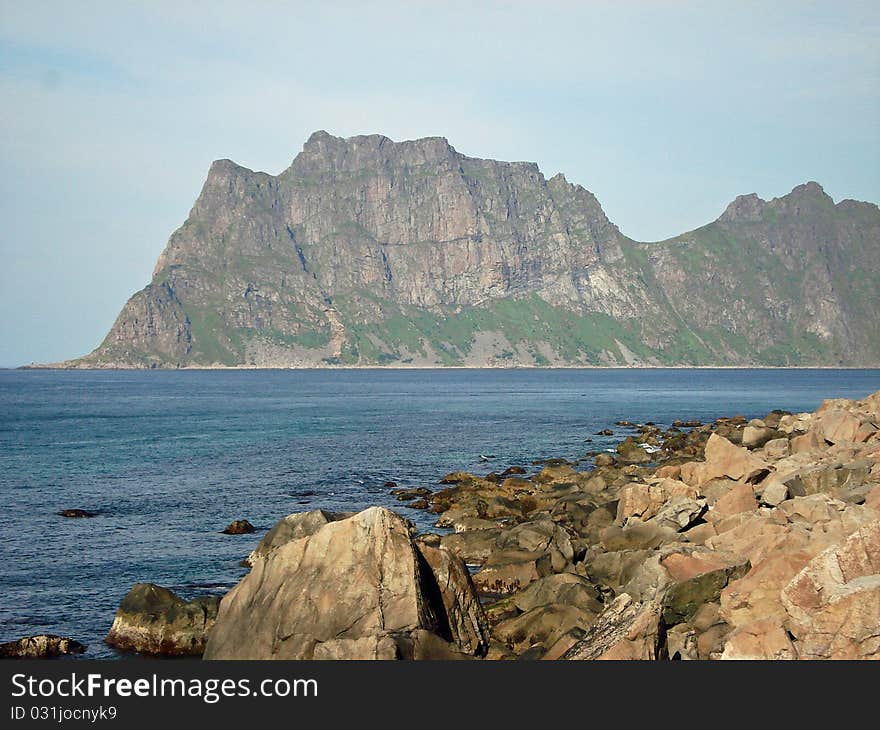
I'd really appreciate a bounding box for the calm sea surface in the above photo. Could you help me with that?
[1,368,878,658]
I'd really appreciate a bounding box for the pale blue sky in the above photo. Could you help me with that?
[1,1,878,366]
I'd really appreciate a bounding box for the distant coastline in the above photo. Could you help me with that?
[16,363,880,372]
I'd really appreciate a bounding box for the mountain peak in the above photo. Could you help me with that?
[287,131,458,176]
[789,180,827,198]
[718,192,766,222]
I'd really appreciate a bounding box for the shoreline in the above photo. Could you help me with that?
[15,363,880,372]
[7,385,878,660]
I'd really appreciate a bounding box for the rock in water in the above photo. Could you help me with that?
[204,507,488,659]
[0,635,86,658]
[58,509,97,518]
[105,584,220,656]
[222,519,255,534]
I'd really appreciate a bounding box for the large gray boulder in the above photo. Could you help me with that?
[205,507,488,659]
[105,584,220,656]
[245,509,352,566]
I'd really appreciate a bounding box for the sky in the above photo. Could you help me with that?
[1,1,878,366]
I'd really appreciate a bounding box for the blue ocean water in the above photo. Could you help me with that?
[1,368,878,658]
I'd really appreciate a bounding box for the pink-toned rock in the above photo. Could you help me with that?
[561,594,663,660]
[720,552,812,628]
[720,619,797,660]
[816,409,861,445]
[706,514,810,566]
[655,464,682,479]
[682,522,717,545]
[790,430,825,455]
[705,483,758,523]
[762,438,790,460]
[661,551,740,583]
[867,485,880,512]
[855,422,878,443]
[616,480,699,525]
[781,519,880,659]
[680,434,771,487]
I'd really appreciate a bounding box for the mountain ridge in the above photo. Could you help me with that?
[53,131,880,368]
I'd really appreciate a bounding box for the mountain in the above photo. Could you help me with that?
[64,131,880,368]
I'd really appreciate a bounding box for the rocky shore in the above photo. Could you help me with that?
[9,389,878,660]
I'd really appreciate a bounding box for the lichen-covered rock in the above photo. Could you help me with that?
[0,635,86,658]
[660,551,750,625]
[562,594,664,660]
[106,584,220,656]
[493,603,599,655]
[222,519,254,534]
[471,551,553,596]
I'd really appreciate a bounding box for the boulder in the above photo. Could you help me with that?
[0,635,86,658]
[720,551,812,628]
[106,584,220,656]
[816,409,861,445]
[417,544,491,655]
[246,509,352,566]
[311,630,470,660]
[705,482,758,522]
[762,438,790,460]
[222,519,255,535]
[616,480,699,524]
[781,519,880,659]
[472,551,552,596]
[495,518,574,570]
[660,551,750,625]
[493,603,599,655]
[680,434,771,487]
[562,594,664,660]
[790,430,825,454]
[439,527,504,565]
[742,422,779,449]
[204,507,487,659]
[720,619,797,660]
[511,573,603,614]
[760,480,789,507]
[617,438,650,464]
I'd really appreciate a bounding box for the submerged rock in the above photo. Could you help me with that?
[0,635,86,658]
[58,509,97,518]
[222,519,255,534]
[105,584,220,656]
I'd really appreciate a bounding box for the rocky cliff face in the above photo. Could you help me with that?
[68,131,880,367]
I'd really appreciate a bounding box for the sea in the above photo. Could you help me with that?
[1,367,878,658]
